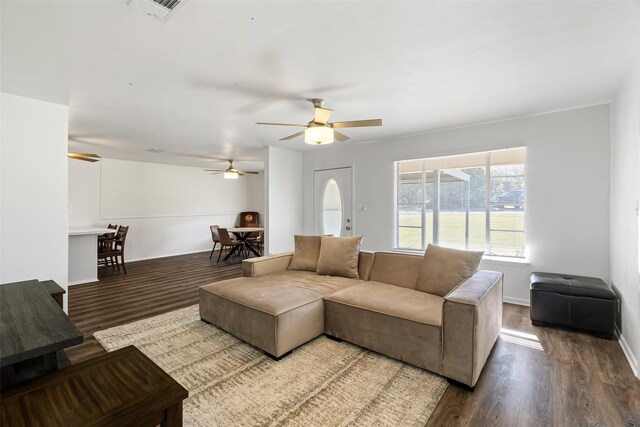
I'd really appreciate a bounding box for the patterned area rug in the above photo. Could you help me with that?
[94,305,448,426]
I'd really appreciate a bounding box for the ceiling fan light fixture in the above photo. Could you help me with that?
[224,171,239,180]
[304,126,334,145]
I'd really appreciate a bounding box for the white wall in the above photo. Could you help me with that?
[69,158,264,261]
[0,93,69,309]
[265,146,302,254]
[302,105,611,305]
[610,57,640,377]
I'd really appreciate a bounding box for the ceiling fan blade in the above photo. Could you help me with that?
[334,131,350,142]
[68,153,101,162]
[237,171,246,176]
[238,171,260,175]
[256,122,308,127]
[67,153,101,159]
[203,169,225,172]
[331,119,382,128]
[209,172,222,175]
[313,107,333,125]
[280,130,306,141]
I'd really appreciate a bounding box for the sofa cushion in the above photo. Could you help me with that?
[416,244,483,297]
[201,270,362,315]
[324,281,444,373]
[316,236,362,279]
[368,252,423,289]
[324,281,443,326]
[288,235,322,272]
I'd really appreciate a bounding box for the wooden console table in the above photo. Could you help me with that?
[0,280,82,388]
[0,345,188,426]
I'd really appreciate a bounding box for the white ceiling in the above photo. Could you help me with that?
[2,1,640,170]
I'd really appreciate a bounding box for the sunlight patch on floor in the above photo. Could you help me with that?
[500,327,544,351]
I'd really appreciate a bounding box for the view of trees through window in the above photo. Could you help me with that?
[396,148,526,257]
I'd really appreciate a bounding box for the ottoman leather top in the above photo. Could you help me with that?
[530,272,615,300]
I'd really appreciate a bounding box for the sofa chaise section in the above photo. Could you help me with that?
[199,267,365,358]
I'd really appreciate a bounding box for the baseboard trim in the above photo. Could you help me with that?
[615,325,639,379]
[68,278,98,286]
[126,249,211,263]
[503,296,530,306]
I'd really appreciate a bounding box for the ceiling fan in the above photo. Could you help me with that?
[257,99,382,145]
[68,153,101,162]
[204,160,259,180]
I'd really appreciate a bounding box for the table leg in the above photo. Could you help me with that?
[162,401,183,427]
[244,241,261,258]
[0,351,59,388]
[222,245,240,262]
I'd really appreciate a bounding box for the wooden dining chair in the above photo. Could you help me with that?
[98,224,118,265]
[98,225,129,274]
[209,225,220,260]
[239,212,259,227]
[216,227,244,263]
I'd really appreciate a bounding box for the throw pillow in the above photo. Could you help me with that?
[415,244,483,296]
[316,236,363,279]
[288,235,322,272]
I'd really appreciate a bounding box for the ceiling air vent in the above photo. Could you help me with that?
[129,0,190,21]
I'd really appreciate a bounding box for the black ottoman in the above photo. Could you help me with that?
[530,272,616,339]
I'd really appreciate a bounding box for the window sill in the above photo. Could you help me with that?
[391,248,530,266]
[481,255,530,266]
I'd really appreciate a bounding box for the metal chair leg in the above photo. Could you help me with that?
[209,242,217,260]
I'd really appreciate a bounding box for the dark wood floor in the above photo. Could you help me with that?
[65,251,244,363]
[65,251,640,426]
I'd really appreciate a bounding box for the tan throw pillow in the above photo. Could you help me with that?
[288,235,322,272]
[316,236,363,279]
[415,244,483,296]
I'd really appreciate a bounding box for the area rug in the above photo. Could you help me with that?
[94,305,448,426]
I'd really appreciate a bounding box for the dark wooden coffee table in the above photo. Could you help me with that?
[0,280,83,387]
[1,345,188,426]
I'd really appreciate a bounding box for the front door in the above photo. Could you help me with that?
[313,167,353,237]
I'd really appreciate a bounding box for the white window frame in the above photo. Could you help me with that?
[394,148,526,258]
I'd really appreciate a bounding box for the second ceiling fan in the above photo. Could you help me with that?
[204,160,259,180]
[257,99,382,145]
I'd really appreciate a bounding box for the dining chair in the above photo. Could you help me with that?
[98,225,129,274]
[98,224,118,265]
[209,225,220,260]
[239,212,259,227]
[217,227,244,263]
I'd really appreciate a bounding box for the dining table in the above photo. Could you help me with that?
[226,227,264,261]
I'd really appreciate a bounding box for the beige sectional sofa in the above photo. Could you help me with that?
[199,250,503,388]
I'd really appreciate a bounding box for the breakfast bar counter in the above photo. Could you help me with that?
[68,227,115,285]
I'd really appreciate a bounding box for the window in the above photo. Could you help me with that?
[395,147,526,257]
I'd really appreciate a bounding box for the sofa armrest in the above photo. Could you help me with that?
[441,270,503,387]
[242,252,293,277]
